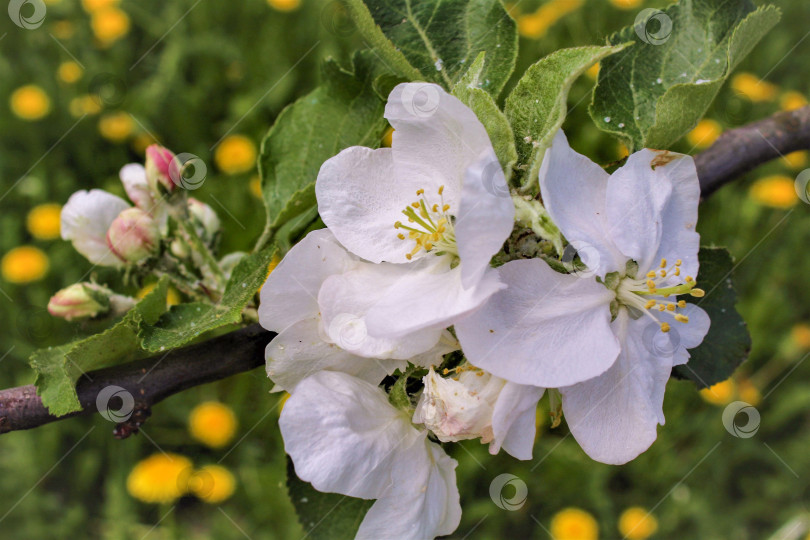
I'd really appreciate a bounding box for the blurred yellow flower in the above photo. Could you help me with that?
[131,133,160,155]
[137,282,181,306]
[749,175,799,209]
[737,378,761,407]
[550,507,598,540]
[585,62,600,81]
[382,126,394,148]
[91,7,130,46]
[700,379,735,406]
[215,135,257,175]
[10,85,51,121]
[69,95,103,117]
[189,401,238,448]
[189,465,236,504]
[1,246,49,284]
[98,111,134,142]
[618,507,658,540]
[610,0,643,9]
[518,0,583,39]
[27,204,62,240]
[780,91,808,112]
[686,119,722,150]
[51,20,76,39]
[731,73,779,102]
[249,176,263,199]
[617,142,630,160]
[127,453,193,504]
[58,61,83,84]
[267,253,282,278]
[82,0,119,12]
[791,323,810,350]
[267,0,301,12]
[782,150,807,170]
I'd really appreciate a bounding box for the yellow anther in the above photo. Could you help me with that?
[408,218,414,223]
[677,300,687,308]
[674,268,681,276]
[411,202,420,209]
[685,276,694,283]
[442,204,450,212]
[424,242,433,250]
[660,269,667,277]
[416,189,424,195]
[666,303,676,311]
[397,233,405,240]
[660,258,667,268]
[406,253,413,260]
[690,288,705,297]
[658,304,666,311]
[661,322,671,333]
[675,314,689,323]
[645,300,657,309]
[394,221,402,229]
[438,185,444,195]
[646,279,656,289]
[432,204,439,212]
[675,259,682,266]
[647,271,657,278]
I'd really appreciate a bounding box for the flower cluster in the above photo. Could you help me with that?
[259,83,711,538]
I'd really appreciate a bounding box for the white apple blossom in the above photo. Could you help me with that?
[456,130,711,464]
[280,371,461,540]
[315,82,514,339]
[61,189,131,267]
[258,229,457,392]
[413,366,544,460]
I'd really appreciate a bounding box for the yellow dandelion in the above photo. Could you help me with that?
[69,95,102,117]
[249,176,263,199]
[127,453,193,504]
[137,282,181,306]
[585,62,600,81]
[98,111,134,143]
[58,61,83,84]
[382,126,394,148]
[51,20,76,39]
[518,0,583,39]
[610,0,643,9]
[700,379,735,406]
[10,85,51,121]
[749,175,799,209]
[82,0,119,12]
[27,204,62,240]
[618,507,658,540]
[782,150,807,170]
[189,465,236,504]
[1,246,49,284]
[189,401,238,449]
[737,378,761,407]
[91,7,130,46]
[731,73,779,102]
[550,507,598,540]
[686,119,722,150]
[791,323,810,350]
[267,0,301,11]
[215,135,257,175]
[780,91,808,112]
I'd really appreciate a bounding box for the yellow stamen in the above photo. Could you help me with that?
[660,258,667,268]
[678,300,686,308]
[658,304,666,312]
[647,271,657,278]
[685,276,694,283]
[674,268,681,276]
[416,189,424,195]
[644,300,657,309]
[397,233,405,240]
[675,259,682,266]
[660,269,667,277]
[661,322,671,333]
[442,204,450,212]
[438,185,444,195]
[675,314,689,323]
[432,204,439,212]
[646,279,656,289]
[411,202,420,209]
[666,303,676,311]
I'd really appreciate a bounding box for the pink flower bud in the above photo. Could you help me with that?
[48,283,108,321]
[106,208,160,263]
[145,144,176,193]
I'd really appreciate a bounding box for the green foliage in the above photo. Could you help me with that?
[286,457,373,540]
[257,51,389,250]
[28,278,170,416]
[141,247,278,351]
[674,247,751,388]
[590,0,780,151]
[344,0,518,96]
[505,45,628,190]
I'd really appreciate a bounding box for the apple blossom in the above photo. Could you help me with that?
[106,208,160,264]
[61,189,131,267]
[145,144,176,193]
[47,282,135,321]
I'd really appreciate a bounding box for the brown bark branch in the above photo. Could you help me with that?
[2,106,809,436]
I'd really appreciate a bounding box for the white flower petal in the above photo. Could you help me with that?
[539,130,625,276]
[318,262,445,359]
[385,83,493,208]
[365,258,505,338]
[560,311,671,465]
[258,229,357,333]
[489,383,544,460]
[456,258,619,388]
[316,146,419,264]
[357,436,461,540]
[265,318,400,392]
[658,303,711,366]
[456,150,515,288]
[119,163,154,211]
[60,189,130,267]
[280,372,419,500]
[408,330,460,368]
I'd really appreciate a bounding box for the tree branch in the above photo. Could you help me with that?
[2,106,809,436]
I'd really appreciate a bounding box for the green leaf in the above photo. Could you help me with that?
[286,457,373,540]
[29,277,171,416]
[505,45,629,191]
[590,0,780,151]
[141,247,278,351]
[257,50,389,248]
[452,52,518,182]
[344,0,518,96]
[673,247,751,388]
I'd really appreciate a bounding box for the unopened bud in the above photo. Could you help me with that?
[106,208,160,263]
[188,198,221,241]
[48,283,109,321]
[170,238,191,259]
[145,144,176,193]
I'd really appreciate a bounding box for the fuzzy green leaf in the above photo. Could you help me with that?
[505,45,629,190]
[590,0,780,151]
[344,0,517,96]
[673,247,751,388]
